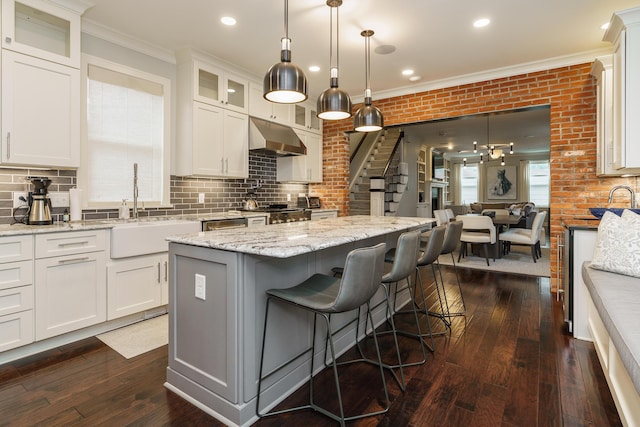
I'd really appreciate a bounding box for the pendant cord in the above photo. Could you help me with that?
[284,0,288,40]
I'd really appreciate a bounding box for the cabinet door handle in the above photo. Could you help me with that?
[58,256,90,264]
[164,261,168,282]
[6,132,10,159]
[157,262,161,283]
[225,158,229,173]
[58,241,89,248]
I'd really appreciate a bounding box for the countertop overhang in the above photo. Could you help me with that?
[167,215,435,258]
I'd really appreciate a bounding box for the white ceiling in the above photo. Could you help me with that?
[80,1,638,160]
[82,0,640,102]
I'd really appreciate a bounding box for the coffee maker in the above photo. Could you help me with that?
[27,177,53,225]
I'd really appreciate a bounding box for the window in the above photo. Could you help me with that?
[529,160,550,207]
[460,164,479,204]
[80,55,170,208]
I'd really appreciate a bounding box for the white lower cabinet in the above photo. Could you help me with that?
[0,235,33,351]
[310,210,338,221]
[107,253,168,320]
[0,286,34,352]
[34,231,106,341]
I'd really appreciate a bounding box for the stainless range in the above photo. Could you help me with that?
[242,204,311,224]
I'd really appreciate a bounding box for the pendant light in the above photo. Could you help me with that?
[354,30,383,132]
[317,0,352,120]
[263,0,308,104]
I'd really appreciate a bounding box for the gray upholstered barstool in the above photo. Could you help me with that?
[358,229,425,391]
[433,220,466,318]
[390,224,447,351]
[256,243,388,426]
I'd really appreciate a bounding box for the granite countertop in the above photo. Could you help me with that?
[167,215,435,258]
[0,211,270,237]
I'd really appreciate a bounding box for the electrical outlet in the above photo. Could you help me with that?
[198,193,205,204]
[49,191,70,208]
[12,192,28,208]
[195,274,206,300]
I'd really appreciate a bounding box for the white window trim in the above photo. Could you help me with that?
[79,54,171,209]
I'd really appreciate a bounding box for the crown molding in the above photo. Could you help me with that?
[352,47,614,104]
[48,0,94,14]
[81,19,177,64]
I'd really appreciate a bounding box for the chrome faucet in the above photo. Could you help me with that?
[133,163,139,219]
[608,185,636,209]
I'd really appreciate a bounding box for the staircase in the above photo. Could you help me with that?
[349,128,409,216]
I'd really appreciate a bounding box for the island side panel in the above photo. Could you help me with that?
[166,243,242,423]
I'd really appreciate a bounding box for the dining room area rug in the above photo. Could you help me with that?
[438,245,550,277]
[97,314,168,359]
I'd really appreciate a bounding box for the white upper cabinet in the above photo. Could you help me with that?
[1,0,81,68]
[604,7,640,173]
[1,49,80,168]
[175,50,249,178]
[0,0,82,169]
[248,81,292,125]
[190,59,248,114]
[292,102,322,134]
[276,130,322,183]
[591,55,622,176]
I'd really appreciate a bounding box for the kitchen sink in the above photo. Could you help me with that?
[110,219,200,258]
[589,207,640,219]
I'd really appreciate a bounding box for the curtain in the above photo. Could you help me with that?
[519,160,530,202]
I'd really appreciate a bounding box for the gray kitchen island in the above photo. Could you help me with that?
[164,215,434,426]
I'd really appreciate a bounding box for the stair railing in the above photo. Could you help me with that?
[381,131,404,178]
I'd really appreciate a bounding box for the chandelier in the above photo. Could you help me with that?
[463,141,514,166]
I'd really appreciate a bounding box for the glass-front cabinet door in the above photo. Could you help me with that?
[1,0,81,68]
[193,61,247,114]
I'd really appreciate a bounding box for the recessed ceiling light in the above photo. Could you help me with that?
[308,65,320,72]
[473,18,490,28]
[409,75,422,82]
[402,69,414,76]
[220,16,236,26]
[601,22,610,30]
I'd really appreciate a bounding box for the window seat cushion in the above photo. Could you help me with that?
[582,262,640,395]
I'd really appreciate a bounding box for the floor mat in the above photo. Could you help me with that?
[97,314,168,359]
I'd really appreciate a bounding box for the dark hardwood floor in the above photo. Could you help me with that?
[0,267,622,426]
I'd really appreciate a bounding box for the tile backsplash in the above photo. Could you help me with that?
[0,151,308,224]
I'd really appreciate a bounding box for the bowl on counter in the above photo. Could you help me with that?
[588,207,640,219]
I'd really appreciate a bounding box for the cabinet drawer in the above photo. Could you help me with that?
[0,235,33,263]
[0,310,33,352]
[0,285,33,316]
[0,260,33,291]
[35,230,106,259]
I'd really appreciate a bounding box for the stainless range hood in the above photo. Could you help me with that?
[249,117,306,156]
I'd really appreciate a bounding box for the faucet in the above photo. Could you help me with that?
[133,163,139,219]
[608,185,636,209]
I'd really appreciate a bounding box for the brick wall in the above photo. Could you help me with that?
[312,63,638,291]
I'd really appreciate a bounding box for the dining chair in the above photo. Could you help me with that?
[433,209,450,226]
[456,215,496,266]
[499,211,547,262]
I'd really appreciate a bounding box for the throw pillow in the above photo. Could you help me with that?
[622,208,640,225]
[591,211,640,278]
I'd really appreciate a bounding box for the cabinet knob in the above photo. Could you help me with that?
[5,37,11,43]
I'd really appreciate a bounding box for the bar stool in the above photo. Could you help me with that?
[391,225,447,351]
[256,243,388,426]
[357,229,425,391]
[433,220,466,318]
